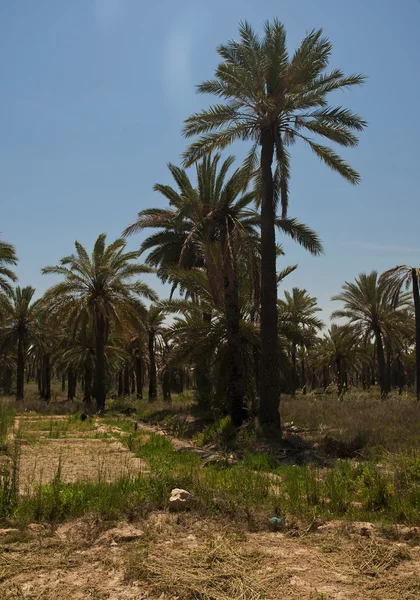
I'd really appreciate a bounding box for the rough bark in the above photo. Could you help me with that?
[95,312,106,412]
[221,221,247,426]
[375,328,388,397]
[259,127,280,427]
[84,363,92,405]
[135,357,143,399]
[16,334,25,401]
[148,331,157,402]
[123,364,130,396]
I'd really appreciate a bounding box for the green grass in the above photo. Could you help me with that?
[2,428,419,529]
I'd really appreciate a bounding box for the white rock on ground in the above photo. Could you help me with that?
[169,488,191,511]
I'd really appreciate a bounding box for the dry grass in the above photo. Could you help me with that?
[280,390,420,456]
[125,536,280,600]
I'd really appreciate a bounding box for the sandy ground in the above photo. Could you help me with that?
[1,416,419,599]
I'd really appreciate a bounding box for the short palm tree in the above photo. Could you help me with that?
[278,288,323,395]
[0,286,38,399]
[0,238,18,297]
[331,271,408,397]
[380,265,420,399]
[182,19,366,426]
[317,324,365,396]
[42,234,157,412]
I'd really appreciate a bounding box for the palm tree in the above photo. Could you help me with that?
[0,286,38,400]
[316,324,366,396]
[0,238,18,297]
[144,305,165,402]
[278,288,323,395]
[125,154,258,422]
[331,272,408,397]
[380,266,420,400]
[182,20,366,426]
[125,156,322,425]
[42,234,157,412]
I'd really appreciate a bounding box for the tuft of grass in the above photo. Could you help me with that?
[0,400,15,447]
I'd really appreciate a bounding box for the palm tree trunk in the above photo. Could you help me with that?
[412,268,420,401]
[16,334,25,400]
[221,222,247,426]
[336,356,343,396]
[148,331,157,402]
[301,358,306,395]
[44,353,51,401]
[84,363,92,404]
[375,329,388,397]
[259,127,280,427]
[195,313,212,409]
[61,374,66,393]
[291,344,297,396]
[67,368,75,401]
[118,371,123,397]
[95,313,106,412]
[135,357,143,399]
[123,364,130,396]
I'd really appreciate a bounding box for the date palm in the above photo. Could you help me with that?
[380,265,420,400]
[42,234,157,412]
[278,288,323,395]
[182,19,366,426]
[331,271,409,397]
[0,238,18,297]
[125,154,322,425]
[0,286,38,400]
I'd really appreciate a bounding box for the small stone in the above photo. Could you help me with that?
[169,488,191,511]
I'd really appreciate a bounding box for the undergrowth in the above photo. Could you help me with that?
[1,429,419,529]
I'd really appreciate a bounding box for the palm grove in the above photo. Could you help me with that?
[1,21,419,429]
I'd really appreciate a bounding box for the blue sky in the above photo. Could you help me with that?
[1,0,420,322]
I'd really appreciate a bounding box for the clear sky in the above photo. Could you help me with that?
[1,0,420,323]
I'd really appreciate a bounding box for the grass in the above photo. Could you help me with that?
[1,424,419,529]
[124,535,282,600]
[0,400,15,447]
[280,389,420,458]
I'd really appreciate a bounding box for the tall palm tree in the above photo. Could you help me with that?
[278,288,323,395]
[42,234,157,412]
[331,271,408,397]
[0,238,18,297]
[182,20,366,426]
[0,286,38,399]
[380,266,420,400]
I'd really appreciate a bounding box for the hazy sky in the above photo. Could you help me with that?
[1,0,419,322]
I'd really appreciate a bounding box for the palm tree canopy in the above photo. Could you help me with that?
[380,265,420,305]
[0,238,18,297]
[0,286,38,346]
[41,233,158,331]
[183,20,367,216]
[331,271,410,341]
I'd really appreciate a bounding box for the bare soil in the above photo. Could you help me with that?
[0,515,419,599]
[14,417,148,493]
